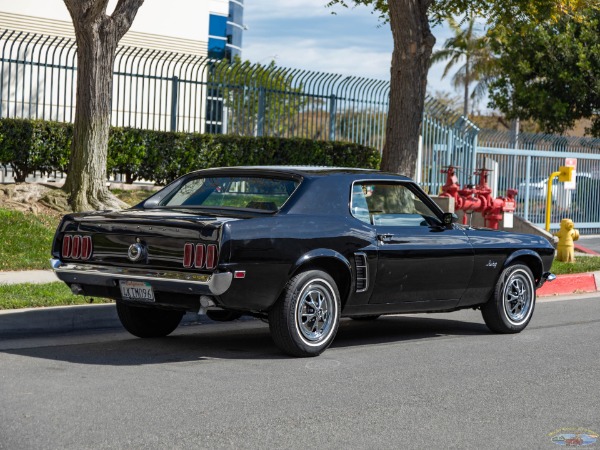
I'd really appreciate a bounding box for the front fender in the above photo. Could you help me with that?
[504,249,544,281]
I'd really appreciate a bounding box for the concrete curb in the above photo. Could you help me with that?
[0,271,598,338]
[0,303,207,338]
[538,271,600,297]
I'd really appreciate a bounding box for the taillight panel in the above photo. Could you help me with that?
[62,234,93,260]
[183,242,218,270]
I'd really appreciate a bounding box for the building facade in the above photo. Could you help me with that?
[0,0,243,59]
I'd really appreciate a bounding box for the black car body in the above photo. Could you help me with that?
[51,167,555,356]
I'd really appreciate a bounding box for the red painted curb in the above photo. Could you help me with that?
[538,273,597,297]
[574,243,600,256]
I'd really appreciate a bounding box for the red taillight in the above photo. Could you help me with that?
[206,244,217,270]
[63,234,93,260]
[182,242,218,270]
[81,236,92,260]
[62,235,72,258]
[183,243,194,268]
[195,244,205,268]
[72,235,82,259]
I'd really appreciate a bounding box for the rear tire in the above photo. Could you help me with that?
[481,264,536,333]
[116,302,184,338]
[269,270,341,357]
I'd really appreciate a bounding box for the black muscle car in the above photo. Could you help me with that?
[51,167,555,357]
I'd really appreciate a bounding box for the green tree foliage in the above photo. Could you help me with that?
[488,6,600,135]
[326,0,593,176]
[209,58,306,137]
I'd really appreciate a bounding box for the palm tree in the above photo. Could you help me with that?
[430,14,496,117]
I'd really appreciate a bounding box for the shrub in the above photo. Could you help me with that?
[0,118,381,184]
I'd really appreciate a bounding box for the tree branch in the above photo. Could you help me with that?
[110,0,145,40]
[63,0,110,24]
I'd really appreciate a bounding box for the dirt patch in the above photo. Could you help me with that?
[0,183,71,219]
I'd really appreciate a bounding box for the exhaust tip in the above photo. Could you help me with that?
[70,284,84,295]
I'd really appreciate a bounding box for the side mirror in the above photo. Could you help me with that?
[442,212,459,227]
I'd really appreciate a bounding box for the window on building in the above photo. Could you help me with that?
[209,15,227,38]
[208,38,226,59]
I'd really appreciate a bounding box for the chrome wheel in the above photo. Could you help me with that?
[503,270,533,324]
[295,280,336,344]
[269,270,341,357]
[481,264,536,334]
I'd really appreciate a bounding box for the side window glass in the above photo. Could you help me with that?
[351,184,371,224]
[352,182,440,227]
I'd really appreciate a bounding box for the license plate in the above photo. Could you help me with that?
[119,281,155,302]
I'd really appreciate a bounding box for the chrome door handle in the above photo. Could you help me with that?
[377,234,393,243]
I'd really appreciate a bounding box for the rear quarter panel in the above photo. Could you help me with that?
[218,214,374,311]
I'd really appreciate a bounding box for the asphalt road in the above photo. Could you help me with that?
[1,295,599,450]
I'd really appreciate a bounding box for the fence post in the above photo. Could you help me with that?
[329,94,337,141]
[170,75,179,132]
[446,128,454,167]
[257,87,265,137]
[471,134,478,186]
[524,154,531,221]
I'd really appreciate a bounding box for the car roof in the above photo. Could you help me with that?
[190,165,412,181]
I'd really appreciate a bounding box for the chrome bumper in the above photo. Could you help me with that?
[50,258,232,296]
[537,271,556,288]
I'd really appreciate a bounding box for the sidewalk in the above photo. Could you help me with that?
[0,270,57,285]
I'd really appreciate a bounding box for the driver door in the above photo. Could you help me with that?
[352,181,474,309]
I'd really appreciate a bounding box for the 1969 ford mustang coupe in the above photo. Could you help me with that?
[51,167,555,356]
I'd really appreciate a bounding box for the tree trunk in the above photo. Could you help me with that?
[380,0,435,178]
[63,0,143,212]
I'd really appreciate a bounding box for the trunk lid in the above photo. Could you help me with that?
[56,208,240,271]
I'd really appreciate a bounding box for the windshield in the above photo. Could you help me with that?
[160,176,300,212]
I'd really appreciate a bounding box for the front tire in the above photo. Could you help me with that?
[481,264,536,333]
[269,270,341,357]
[116,302,184,338]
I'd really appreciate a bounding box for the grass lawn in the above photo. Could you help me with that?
[551,256,600,275]
[0,189,150,271]
[111,188,153,206]
[0,209,58,271]
[0,282,113,310]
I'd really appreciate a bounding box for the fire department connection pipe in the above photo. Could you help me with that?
[439,166,517,230]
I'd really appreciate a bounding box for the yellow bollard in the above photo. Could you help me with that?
[553,218,580,262]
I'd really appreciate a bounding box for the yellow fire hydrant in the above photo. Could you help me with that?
[553,218,580,262]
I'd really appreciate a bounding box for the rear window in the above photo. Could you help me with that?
[160,176,300,211]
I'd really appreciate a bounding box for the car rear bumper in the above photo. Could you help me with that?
[50,258,233,296]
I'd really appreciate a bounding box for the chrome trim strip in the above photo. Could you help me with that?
[50,258,232,295]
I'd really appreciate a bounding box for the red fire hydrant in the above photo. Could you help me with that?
[439,166,517,230]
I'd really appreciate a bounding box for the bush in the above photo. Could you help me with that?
[0,118,381,184]
[0,119,72,182]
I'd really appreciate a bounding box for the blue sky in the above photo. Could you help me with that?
[242,0,456,97]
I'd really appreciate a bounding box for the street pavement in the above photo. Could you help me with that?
[577,235,600,254]
[0,296,599,449]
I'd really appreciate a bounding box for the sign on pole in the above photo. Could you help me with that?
[564,158,577,190]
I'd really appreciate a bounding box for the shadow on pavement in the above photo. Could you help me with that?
[1,315,491,365]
